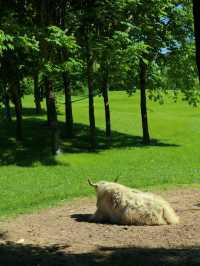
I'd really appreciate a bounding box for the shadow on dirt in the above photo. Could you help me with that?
[0,231,8,240]
[71,213,93,223]
[0,242,199,266]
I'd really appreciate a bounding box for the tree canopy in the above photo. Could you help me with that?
[0,0,199,153]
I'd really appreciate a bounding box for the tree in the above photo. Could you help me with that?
[74,0,98,148]
[125,0,196,143]
[193,0,200,81]
[33,72,42,114]
[122,0,165,143]
[94,0,123,139]
[0,30,13,121]
[0,4,39,141]
[39,0,61,155]
[45,25,81,138]
[0,0,198,155]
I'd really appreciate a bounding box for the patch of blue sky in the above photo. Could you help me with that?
[160,47,170,54]
[160,16,169,25]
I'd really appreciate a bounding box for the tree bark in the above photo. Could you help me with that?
[59,2,73,138]
[40,0,60,155]
[63,73,73,138]
[10,80,23,141]
[139,59,150,145]
[193,0,200,80]
[87,48,96,149]
[3,92,12,121]
[45,79,51,127]
[45,79,60,155]
[101,68,111,138]
[33,73,42,114]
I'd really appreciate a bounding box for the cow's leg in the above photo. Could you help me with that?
[90,209,108,223]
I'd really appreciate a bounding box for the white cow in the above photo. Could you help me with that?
[88,179,179,225]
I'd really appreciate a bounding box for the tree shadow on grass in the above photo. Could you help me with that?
[0,107,62,120]
[0,116,179,167]
[19,107,62,117]
[0,107,46,119]
[20,107,47,117]
[61,123,179,154]
[0,118,61,167]
[0,242,199,266]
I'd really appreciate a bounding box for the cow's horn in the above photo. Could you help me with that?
[88,178,98,188]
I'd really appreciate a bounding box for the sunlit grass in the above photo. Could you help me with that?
[0,91,199,218]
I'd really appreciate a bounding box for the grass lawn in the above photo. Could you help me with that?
[0,91,199,218]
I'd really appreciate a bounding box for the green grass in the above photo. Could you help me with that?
[0,91,200,218]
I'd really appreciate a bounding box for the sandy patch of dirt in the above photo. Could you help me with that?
[0,188,200,265]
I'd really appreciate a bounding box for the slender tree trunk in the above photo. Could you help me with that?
[102,69,111,138]
[59,2,74,138]
[15,97,23,141]
[33,73,42,114]
[87,49,96,149]
[63,73,73,138]
[45,79,60,155]
[40,0,60,155]
[139,59,150,145]
[45,78,51,127]
[193,0,200,80]
[10,80,23,141]
[4,93,12,121]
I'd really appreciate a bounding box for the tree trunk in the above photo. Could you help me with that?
[10,80,23,141]
[63,72,73,138]
[45,79,60,155]
[59,1,73,138]
[139,59,150,145]
[4,93,12,121]
[193,0,200,80]
[87,49,96,149]
[33,73,42,114]
[40,1,60,155]
[45,79,51,127]
[102,69,111,138]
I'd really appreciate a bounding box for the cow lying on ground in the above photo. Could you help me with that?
[88,179,179,225]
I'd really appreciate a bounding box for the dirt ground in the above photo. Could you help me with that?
[0,188,200,266]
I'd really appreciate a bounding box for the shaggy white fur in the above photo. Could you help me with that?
[89,180,179,225]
